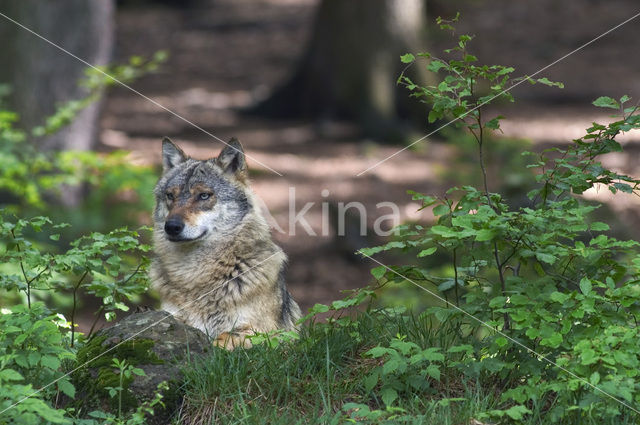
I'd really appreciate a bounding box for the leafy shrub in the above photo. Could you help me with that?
[364,335,444,406]
[362,16,640,423]
[0,303,74,424]
[0,214,150,338]
[0,53,166,423]
[0,213,151,422]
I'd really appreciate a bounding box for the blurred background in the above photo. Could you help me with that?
[1,0,639,319]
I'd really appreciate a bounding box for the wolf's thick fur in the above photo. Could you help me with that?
[150,138,301,348]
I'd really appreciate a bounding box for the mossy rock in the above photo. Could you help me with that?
[73,310,210,424]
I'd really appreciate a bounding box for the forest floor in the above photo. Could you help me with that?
[100,0,640,311]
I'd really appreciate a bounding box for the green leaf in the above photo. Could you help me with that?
[536,77,564,88]
[580,348,598,365]
[381,387,398,406]
[495,337,508,347]
[41,355,61,370]
[400,53,415,64]
[0,369,24,381]
[428,109,440,123]
[430,225,458,238]
[57,379,76,398]
[427,60,447,73]
[366,346,389,358]
[475,229,496,241]
[489,296,506,308]
[505,405,532,420]
[448,344,473,355]
[590,222,609,231]
[484,117,502,130]
[422,348,445,363]
[364,371,379,392]
[525,328,540,339]
[613,351,635,367]
[371,266,387,281]
[535,252,556,264]
[418,247,437,257]
[425,364,441,381]
[89,410,111,419]
[14,333,28,345]
[496,67,515,76]
[540,332,562,348]
[131,367,146,376]
[579,278,592,295]
[593,96,619,109]
[510,294,529,305]
[382,359,400,374]
[28,352,41,366]
[438,279,456,292]
[549,291,569,303]
[432,204,450,216]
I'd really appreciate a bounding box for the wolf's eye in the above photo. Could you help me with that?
[166,193,175,201]
[198,193,212,201]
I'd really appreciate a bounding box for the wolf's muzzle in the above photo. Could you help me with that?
[164,218,185,237]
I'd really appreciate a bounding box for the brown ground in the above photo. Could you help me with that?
[100,0,640,312]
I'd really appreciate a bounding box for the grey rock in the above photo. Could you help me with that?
[74,310,210,424]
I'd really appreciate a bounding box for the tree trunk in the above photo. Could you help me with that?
[0,0,115,151]
[254,0,429,141]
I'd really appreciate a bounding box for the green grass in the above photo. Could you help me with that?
[176,308,640,425]
[177,311,499,425]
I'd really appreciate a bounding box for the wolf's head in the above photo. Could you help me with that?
[153,137,262,244]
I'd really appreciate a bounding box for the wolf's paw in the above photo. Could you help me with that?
[213,327,253,350]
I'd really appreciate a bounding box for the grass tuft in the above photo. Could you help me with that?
[178,310,495,425]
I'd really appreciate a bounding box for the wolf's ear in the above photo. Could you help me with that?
[216,138,247,179]
[162,137,187,173]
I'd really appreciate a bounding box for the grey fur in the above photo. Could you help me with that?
[161,137,187,172]
[216,137,246,174]
[151,138,301,349]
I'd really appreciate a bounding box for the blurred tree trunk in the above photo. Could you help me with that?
[0,0,115,151]
[255,0,429,141]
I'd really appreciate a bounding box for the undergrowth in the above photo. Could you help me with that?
[178,303,640,425]
[179,308,501,425]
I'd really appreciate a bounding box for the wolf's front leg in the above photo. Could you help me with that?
[213,324,254,350]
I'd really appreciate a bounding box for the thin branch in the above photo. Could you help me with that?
[87,305,105,341]
[70,270,89,347]
[493,241,510,331]
[11,229,31,309]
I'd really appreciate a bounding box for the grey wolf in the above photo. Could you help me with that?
[150,137,301,349]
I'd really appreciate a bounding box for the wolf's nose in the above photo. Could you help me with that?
[164,218,184,237]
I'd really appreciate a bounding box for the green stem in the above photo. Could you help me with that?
[453,248,460,306]
[118,366,124,419]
